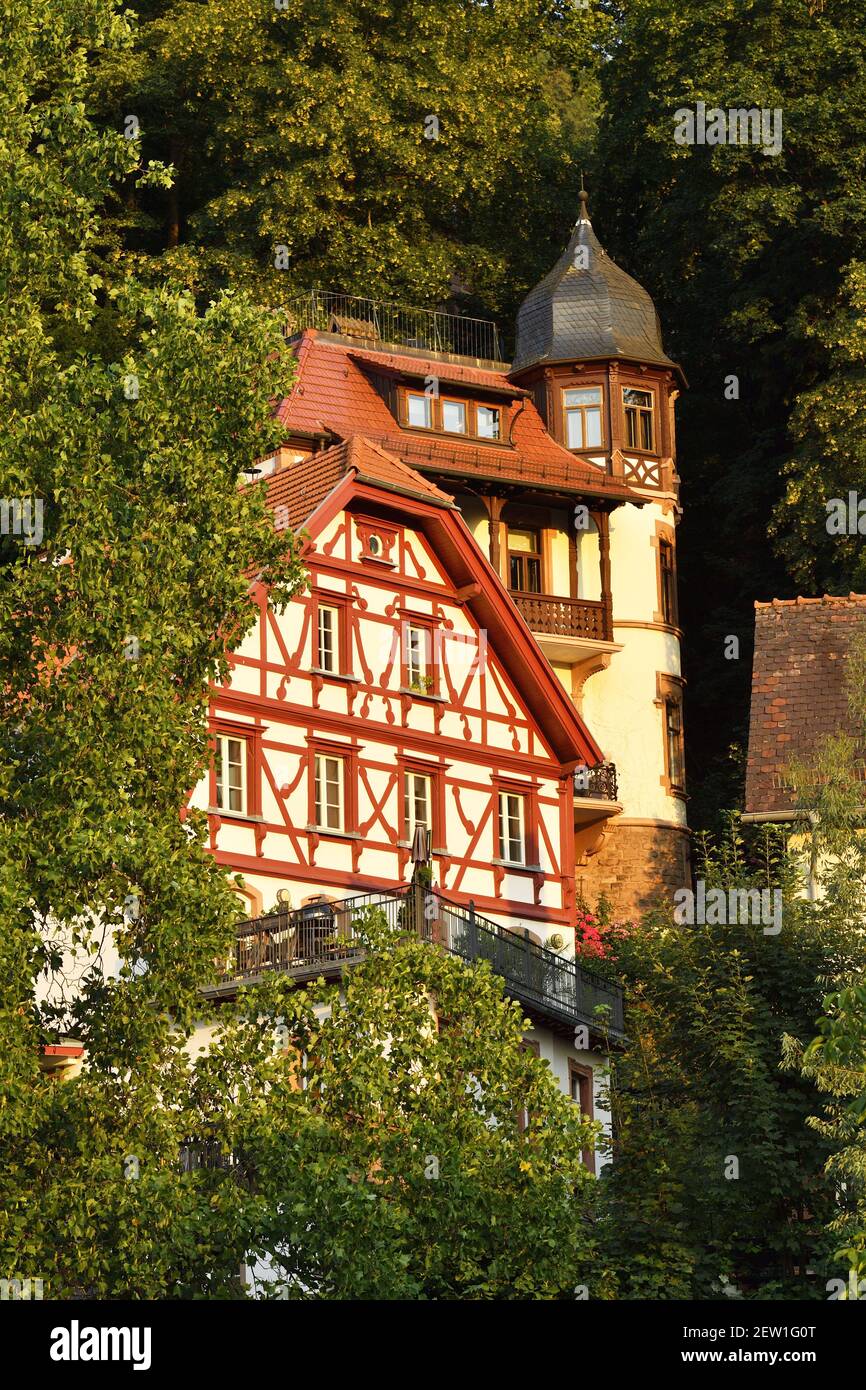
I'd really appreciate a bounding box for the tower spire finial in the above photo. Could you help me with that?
[578,172,589,221]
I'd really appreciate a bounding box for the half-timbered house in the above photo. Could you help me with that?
[196,433,625,1137]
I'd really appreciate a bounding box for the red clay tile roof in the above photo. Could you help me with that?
[264,434,452,531]
[276,330,640,503]
[744,594,866,816]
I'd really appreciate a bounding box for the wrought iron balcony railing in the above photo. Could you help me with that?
[511,591,612,643]
[219,888,624,1038]
[574,761,618,802]
[285,290,503,364]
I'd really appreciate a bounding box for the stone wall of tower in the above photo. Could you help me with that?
[577,821,691,921]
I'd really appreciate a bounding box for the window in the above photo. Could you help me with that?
[314,754,344,831]
[407,392,432,428]
[215,735,246,814]
[498,792,526,864]
[623,387,654,451]
[405,623,432,691]
[569,1062,596,1172]
[508,527,542,593]
[404,771,432,840]
[441,399,466,434]
[564,387,603,449]
[665,698,685,790]
[317,604,339,672]
[477,405,500,440]
[659,538,678,626]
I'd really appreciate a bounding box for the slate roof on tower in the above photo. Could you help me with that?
[511,190,681,377]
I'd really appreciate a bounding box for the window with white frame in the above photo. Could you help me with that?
[441,399,467,434]
[477,405,501,440]
[404,771,432,840]
[498,791,526,864]
[564,386,603,449]
[314,753,344,831]
[215,734,246,814]
[405,623,432,691]
[317,604,339,672]
[407,392,433,428]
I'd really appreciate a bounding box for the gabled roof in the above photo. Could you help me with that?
[263,443,603,768]
[265,435,453,531]
[276,330,641,503]
[744,594,866,817]
[511,191,683,380]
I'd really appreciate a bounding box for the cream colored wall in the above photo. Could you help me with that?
[524,1024,613,1170]
[582,498,685,826]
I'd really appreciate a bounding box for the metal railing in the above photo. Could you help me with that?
[574,761,619,802]
[221,888,624,1037]
[285,290,503,364]
[511,591,612,642]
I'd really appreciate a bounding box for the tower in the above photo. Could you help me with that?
[508,189,690,915]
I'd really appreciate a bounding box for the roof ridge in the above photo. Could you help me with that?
[755,593,866,608]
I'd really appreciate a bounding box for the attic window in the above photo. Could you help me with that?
[407,392,432,428]
[477,405,500,440]
[442,399,467,434]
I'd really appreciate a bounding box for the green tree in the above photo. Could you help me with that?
[784,620,866,1298]
[601,817,859,1299]
[0,0,303,1293]
[91,0,608,324]
[594,0,866,827]
[201,911,612,1301]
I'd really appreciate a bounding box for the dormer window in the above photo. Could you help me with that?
[407,392,433,428]
[564,387,603,449]
[477,405,500,440]
[441,399,466,434]
[623,387,654,451]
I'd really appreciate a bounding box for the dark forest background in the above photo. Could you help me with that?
[89,0,866,830]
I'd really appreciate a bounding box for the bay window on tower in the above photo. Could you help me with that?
[563,386,603,449]
[623,387,654,451]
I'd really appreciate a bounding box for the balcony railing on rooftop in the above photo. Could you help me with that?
[285,290,504,365]
[218,888,624,1038]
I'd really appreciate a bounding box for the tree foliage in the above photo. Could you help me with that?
[594,0,866,826]
[0,0,303,1290]
[91,0,607,324]
[601,818,862,1299]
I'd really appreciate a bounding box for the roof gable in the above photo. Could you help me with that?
[276,451,602,768]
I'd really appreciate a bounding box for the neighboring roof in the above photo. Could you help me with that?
[744,594,866,816]
[265,434,453,531]
[261,444,603,768]
[511,191,681,378]
[276,330,642,503]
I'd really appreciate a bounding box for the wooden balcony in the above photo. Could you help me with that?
[511,591,612,643]
[211,888,625,1039]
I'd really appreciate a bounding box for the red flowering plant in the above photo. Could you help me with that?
[573,896,629,964]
